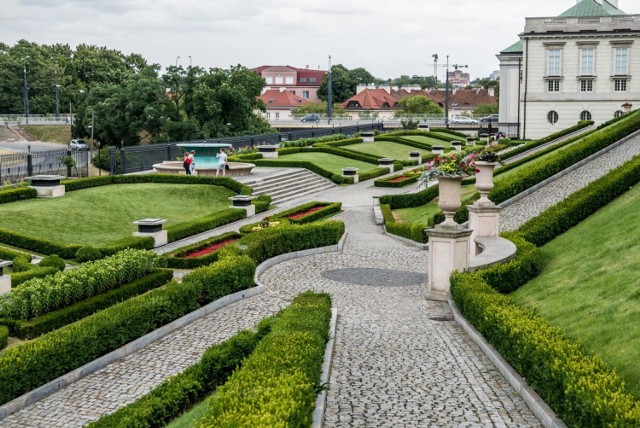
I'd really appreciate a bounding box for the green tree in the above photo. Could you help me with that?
[394,95,442,117]
[191,65,273,138]
[474,104,499,116]
[290,101,346,118]
[478,77,500,99]
[317,64,376,103]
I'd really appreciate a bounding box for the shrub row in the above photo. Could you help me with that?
[500,121,593,161]
[0,187,37,205]
[166,208,246,243]
[0,246,22,261]
[374,135,434,150]
[0,249,163,320]
[374,173,420,188]
[359,167,396,182]
[277,146,381,165]
[380,204,427,243]
[227,152,263,162]
[164,232,242,269]
[254,159,350,184]
[0,325,7,351]
[199,291,332,427]
[62,174,252,196]
[379,183,439,209]
[489,110,640,204]
[313,137,363,147]
[11,267,59,287]
[88,318,274,428]
[253,194,272,214]
[518,154,640,247]
[450,269,640,426]
[428,128,467,139]
[10,269,174,339]
[273,201,342,225]
[0,254,257,406]
[280,133,348,148]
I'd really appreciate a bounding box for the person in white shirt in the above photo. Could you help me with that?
[216,149,228,177]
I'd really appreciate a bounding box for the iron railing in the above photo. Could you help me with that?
[0,148,89,184]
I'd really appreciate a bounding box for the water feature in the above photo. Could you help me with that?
[176,142,232,168]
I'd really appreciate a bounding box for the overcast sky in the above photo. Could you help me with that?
[2,0,640,81]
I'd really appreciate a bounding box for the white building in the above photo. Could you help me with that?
[498,0,640,139]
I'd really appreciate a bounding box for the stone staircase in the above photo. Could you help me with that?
[0,126,23,143]
[242,168,336,205]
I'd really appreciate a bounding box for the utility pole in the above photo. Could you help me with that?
[327,55,332,124]
[54,69,60,118]
[175,56,180,67]
[22,56,30,124]
[189,55,192,67]
[444,57,468,129]
[432,54,438,87]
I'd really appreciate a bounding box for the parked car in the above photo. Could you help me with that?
[479,114,500,124]
[451,116,479,125]
[69,139,89,150]
[300,113,320,122]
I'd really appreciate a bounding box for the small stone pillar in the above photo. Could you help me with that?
[341,167,359,184]
[0,260,12,295]
[451,141,463,151]
[378,158,395,173]
[229,195,256,217]
[431,146,444,155]
[409,151,422,164]
[30,175,65,198]
[467,161,501,255]
[257,145,278,159]
[479,133,490,144]
[466,137,476,146]
[361,131,375,143]
[418,123,430,132]
[133,218,168,248]
[426,227,473,301]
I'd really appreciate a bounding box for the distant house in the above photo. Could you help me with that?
[447,69,471,87]
[342,86,496,120]
[498,0,640,139]
[257,88,311,121]
[252,65,326,102]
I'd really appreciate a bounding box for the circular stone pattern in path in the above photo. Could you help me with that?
[321,268,427,287]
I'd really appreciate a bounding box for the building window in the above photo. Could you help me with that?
[614,79,627,92]
[285,76,294,84]
[548,80,560,92]
[580,48,595,75]
[275,75,283,84]
[580,110,592,121]
[300,77,307,83]
[614,48,629,75]
[547,49,562,76]
[309,77,317,83]
[302,90,310,99]
[547,111,559,124]
[580,79,593,92]
[275,112,280,120]
[265,112,270,119]
[614,110,624,118]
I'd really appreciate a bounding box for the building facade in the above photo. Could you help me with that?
[498,0,640,139]
[252,65,326,102]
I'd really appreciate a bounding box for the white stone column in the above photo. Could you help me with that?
[468,205,502,256]
[229,195,256,217]
[426,227,472,301]
[133,218,168,248]
[0,260,12,295]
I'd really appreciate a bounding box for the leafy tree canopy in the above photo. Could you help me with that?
[290,101,346,118]
[474,103,499,116]
[317,64,375,103]
[395,95,442,117]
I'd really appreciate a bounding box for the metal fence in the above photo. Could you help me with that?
[497,123,521,139]
[0,149,89,184]
[109,122,384,174]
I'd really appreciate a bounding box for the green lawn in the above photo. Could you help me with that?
[399,135,455,148]
[511,184,640,397]
[166,397,210,428]
[270,152,378,174]
[0,184,236,246]
[342,141,431,161]
[393,184,477,225]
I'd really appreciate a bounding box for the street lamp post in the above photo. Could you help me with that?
[175,56,180,67]
[54,69,60,118]
[189,55,192,67]
[327,55,332,124]
[442,56,468,129]
[22,56,30,124]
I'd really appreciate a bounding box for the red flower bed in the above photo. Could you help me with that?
[288,205,326,219]
[388,176,409,183]
[184,239,239,258]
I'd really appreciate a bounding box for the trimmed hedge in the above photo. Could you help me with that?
[87,318,274,428]
[0,249,163,320]
[280,133,349,148]
[518,154,640,247]
[374,173,420,188]
[272,201,342,225]
[0,325,7,351]
[13,269,174,339]
[380,184,439,209]
[166,209,246,243]
[313,137,363,147]
[164,232,242,269]
[451,270,640,426]
[199,291,331,427]
[381,204,427,243]
[253,194,272,214]
[11,267,59,287]
[359,167,395,182]
[429,128,467,139]
[0,246,23,261]
[277,146,381,165]
[254,159,349,184]
[375,135,435,150]
[181,255,256,304]
[0,187,37,205]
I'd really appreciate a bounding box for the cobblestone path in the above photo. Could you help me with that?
[500,132,640,231]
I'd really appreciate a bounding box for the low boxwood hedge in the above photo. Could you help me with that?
[0,187,37,205]
[199,291,331,427]
[428,128,467,139]
[164,232,243,269]
[87,317,274,428]
[359,167,393,182]
[253,194,272,214]
[271,201,342,225]
[379,184,439,209]
[13,269,174,339]
[313,137,362,147]
[500,121,593,161]
[374,173,420,188]
[166,208,246,243]
[380,204,428,243]
[11,266,59,287]
[0,246,23,261]
[0,325,7,351]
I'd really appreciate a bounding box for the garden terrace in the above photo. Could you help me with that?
[340,140,432,162]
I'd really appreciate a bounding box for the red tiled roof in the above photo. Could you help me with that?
[341,88,400,110]
[258,89,311,109]
[342,88,496,110]
[251,65,327,86]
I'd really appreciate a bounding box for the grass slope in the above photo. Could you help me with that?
[269,152,378,174]
[21,125,71,145]
[0,183,235,245]
[511,184,640,397]
[342,141,431,160]
[393,184,477,224]
[401,135,455,148]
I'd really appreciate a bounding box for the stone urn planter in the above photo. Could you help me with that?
[474,161,498,206]
[437,175,463,228]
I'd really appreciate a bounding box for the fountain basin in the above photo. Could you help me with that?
[153,161,255,177]
[177,142,232,168]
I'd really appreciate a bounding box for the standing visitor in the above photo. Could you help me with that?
[189,150,197,175]
[183,152,191,175]
[216,149,228,177]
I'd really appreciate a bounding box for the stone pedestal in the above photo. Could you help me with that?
[432,146,444,155]
[378,158,394,173]
[341,167,359,184]
[409,151,422,164]
[361,131,375,143]
[451,141,463,151]
[426,227,473,301]
[257,145,278,159]
[466,137,476,146]
[468,205,502,255]
[133,218,168,248]
[479,133,490,144]
[229,195,256,217]
[30,175,65,198]
[0,260,12,295]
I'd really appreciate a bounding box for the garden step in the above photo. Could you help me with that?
[271,183,336,205]
[250,174,328,194]
[262,180,335,201]
[242,169,309,188]
[248,170,336,204]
